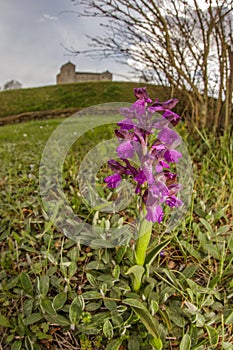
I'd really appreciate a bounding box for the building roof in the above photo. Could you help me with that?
[76,71,112,75]
[60,61,75,69]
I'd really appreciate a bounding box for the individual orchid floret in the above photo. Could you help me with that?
[146,205,164,223]
[158,126,181,147]
[166,195,183,208]
[117,118,135,130]
[116,140,135,159]
[150,98,179,111]
[164,149,182,163]
[108,159,127,174]
[134,87,152,104]
[162,110,181,126]
[105,174,122,188]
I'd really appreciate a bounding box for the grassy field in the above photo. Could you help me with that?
[0,113,232,350]
[0,82,172,118]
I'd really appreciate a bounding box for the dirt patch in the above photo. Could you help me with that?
[0,108,81,126]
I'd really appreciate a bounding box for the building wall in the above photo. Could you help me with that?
[56,63,113,84]
[57,63,76,84]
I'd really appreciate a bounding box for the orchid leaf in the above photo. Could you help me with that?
[130,306,160,339]
[125,265,145,292]
[145,239,170,267]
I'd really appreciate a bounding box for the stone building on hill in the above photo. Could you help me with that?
[56,62,113,84]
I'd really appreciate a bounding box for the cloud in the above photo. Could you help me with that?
[38,13,58,22]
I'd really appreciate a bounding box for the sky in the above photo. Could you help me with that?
[0,0,221,90]
[0,0,131,89]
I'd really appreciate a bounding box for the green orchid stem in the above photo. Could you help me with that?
[132,278,141,294]
[135,210,153,267]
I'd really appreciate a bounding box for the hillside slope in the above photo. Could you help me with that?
[0,81,170,118]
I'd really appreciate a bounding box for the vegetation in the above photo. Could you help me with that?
[73,0,233,133]
[0,82,170,118]
[0,114,232,349]
[1,80,22,91]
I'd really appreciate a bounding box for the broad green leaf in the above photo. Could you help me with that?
[225,311,233,325]
[24,336,33,350]
[217,225,230,236]
[23,299,33,317]
[11,340,22,350]
[150,300,159,315]
[189,324,198,346]
[77,295,85,310]
[180,264,197,279]
[199,218,214,237]
[53,292,67,310]
[85,301,102,311]
[91,311,112,325]
[39,275,50,297]
[228,234,233,253]
[103,319,113,339]
[69,297,82,325]
[41,298,57,315]
[131,306,160,339]
[180,334,191,350]
[150,337,163,350]
[68,261,77,278]
[106,338,123,350]
[115,246,127,264]
[86,273,98,287]
[158,309,172,330]
[20,272,33,295]
[44,314,70,326]
[122,298,147,310]
[222,342,233,349]
[128,336,140,350]
[145,239,170,266]
[23,313,43,325]
[82,291,103,299]
[205,243,220,260]
[69,246,80,262]
[180,241,201,260]
[195,313,205,327]
[90,239,114,248]
[7,333,15,343]
[104,299,117,311]
[0,314,12,328]
[205,325,219,346]
[112,265,120,279]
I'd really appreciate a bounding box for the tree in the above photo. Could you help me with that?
[3,80,22,90]
[71,0,233,132]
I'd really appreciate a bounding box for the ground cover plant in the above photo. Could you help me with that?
[0,103,233,350]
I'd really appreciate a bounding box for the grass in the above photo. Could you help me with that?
[0,82,171,118]
[0,115,232,350]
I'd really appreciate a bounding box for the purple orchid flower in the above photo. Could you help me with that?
[105,88,183,223]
